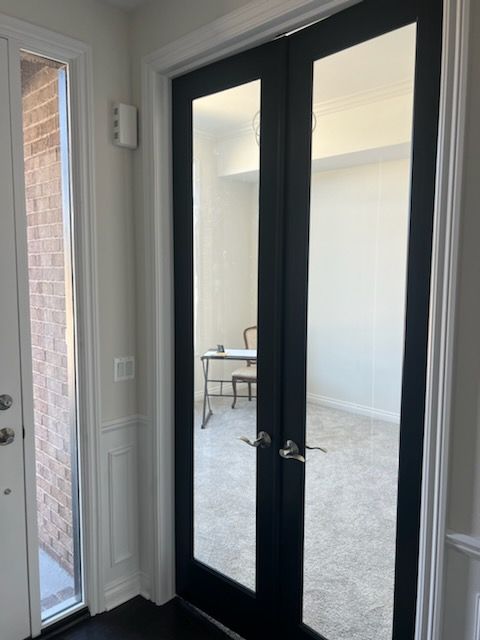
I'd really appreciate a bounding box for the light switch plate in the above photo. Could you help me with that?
[114,356,135,382]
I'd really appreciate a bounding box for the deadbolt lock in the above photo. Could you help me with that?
[0,394,13,411]
[0,428,15,446]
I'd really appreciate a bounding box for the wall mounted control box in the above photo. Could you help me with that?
[113,103,138,149]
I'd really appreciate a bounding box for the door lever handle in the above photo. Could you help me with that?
[239,431,271,449]
[279,440,305,463]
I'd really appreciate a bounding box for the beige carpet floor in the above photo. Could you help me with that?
[194,396,399,640]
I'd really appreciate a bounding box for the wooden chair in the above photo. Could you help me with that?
[231,326,257,409]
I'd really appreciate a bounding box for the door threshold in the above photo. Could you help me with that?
[181,599,245,640]
[37,607,90,638]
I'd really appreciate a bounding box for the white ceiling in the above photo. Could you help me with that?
[96,0,148,11]
[194,24,416,135]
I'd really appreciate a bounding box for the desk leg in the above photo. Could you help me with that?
[201,358,213,428]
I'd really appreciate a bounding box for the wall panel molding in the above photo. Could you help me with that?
[108,445,135,566]
[101,415,143,610]
[446,532,480,562]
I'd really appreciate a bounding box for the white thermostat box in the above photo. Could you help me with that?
[113,103,138,149]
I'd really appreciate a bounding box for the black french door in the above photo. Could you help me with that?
[173,1,442,639]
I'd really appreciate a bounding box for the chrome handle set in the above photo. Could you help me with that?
[239,432,306,463]
[279,439,305,463]
[239,431,272,448]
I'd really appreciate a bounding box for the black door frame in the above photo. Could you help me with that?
[172,39,288,640]
[173,0,443,637]
[281,1,442,638]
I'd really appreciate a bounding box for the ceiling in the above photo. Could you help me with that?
[96,0,148,11]
[193,23,416,135]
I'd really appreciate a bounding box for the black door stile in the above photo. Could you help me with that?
[280,1,442,638]
[173,39,288,640]
[173,1,443,638]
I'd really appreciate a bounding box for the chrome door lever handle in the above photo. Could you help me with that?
[279,440,305,463]
[239,431,271,449]
[0,427,15,446]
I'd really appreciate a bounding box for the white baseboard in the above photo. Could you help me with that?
[307,392,400,423]
[104,572,142,611]
[139,571,152,601]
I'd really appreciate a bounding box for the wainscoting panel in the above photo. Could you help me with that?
[108,445,134,566]
[101,415,152,610]
[443,532,480,639]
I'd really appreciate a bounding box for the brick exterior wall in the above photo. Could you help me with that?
[21,54,74,579]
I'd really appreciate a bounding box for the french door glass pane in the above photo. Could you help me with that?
[302,25,416,639]
[192,81,260,590]
[20,51,82,621]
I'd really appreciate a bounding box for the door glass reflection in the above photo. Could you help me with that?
[192,81,260,590]
[302,26,416,639]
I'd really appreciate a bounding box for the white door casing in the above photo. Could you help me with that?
[141,0,470,634]
[0,35,31,640]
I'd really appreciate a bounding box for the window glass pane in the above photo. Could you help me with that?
[302,25,416,639]
[21,51,82,621]
[193,81,260,591]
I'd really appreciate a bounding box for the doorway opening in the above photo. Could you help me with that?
[190,25,415,640]
[174,1,442,638]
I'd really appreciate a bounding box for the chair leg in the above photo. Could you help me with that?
[232,379,237,409]
[248,382,252,401]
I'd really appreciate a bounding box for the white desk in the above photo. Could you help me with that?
[200,349,257,428]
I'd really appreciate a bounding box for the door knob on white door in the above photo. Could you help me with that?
[0,427,15,446]
[0,394,13,410]
[279,440,305,463]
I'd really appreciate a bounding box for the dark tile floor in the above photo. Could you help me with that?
[45,597,230,640]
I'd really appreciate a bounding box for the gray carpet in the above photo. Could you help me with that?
[194,396,399,640]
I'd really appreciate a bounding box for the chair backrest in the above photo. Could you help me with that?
[244,326,257,366]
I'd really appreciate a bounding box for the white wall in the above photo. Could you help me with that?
[307,159,410,420]
[0,0,136,423]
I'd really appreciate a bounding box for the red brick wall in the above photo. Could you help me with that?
[21,54,74,575]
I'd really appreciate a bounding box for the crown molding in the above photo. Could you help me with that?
[143,0,360,77]
[193,79,414,142]
[313,78,413,116]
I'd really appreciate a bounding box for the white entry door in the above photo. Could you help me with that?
[0,36,31,640]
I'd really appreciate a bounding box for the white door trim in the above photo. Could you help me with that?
[415,0,471,638]
[0,13,103,634]
[141,0,470,633]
